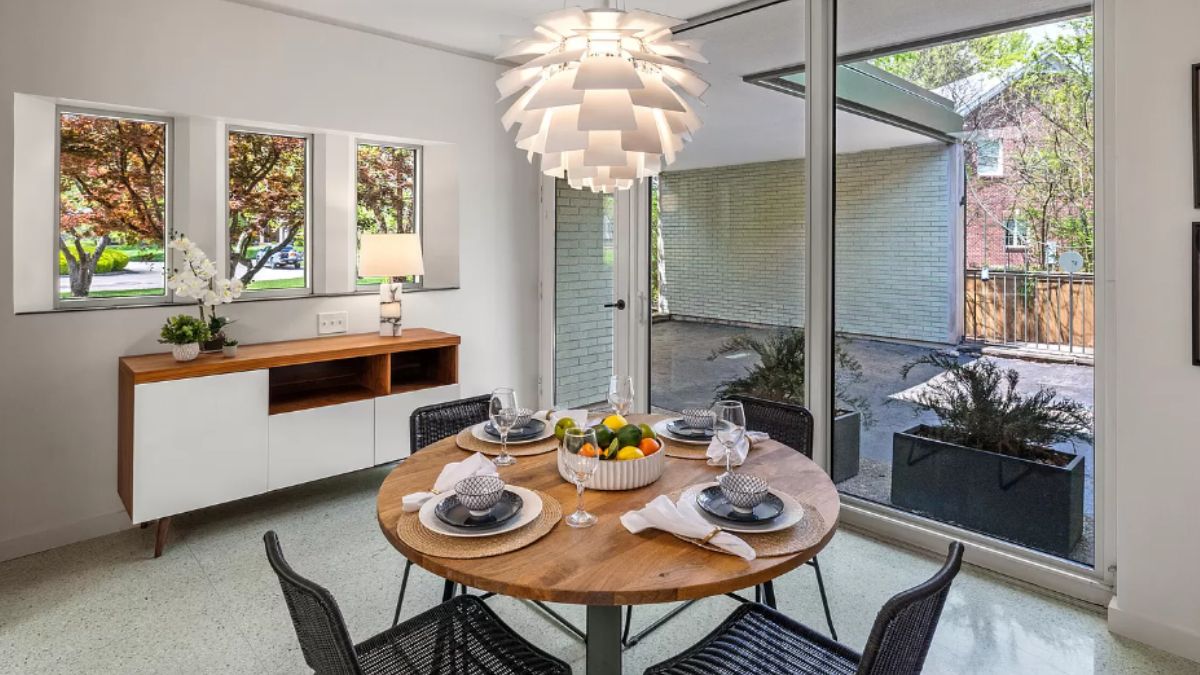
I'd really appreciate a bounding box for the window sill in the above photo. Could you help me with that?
[15,285,461,316]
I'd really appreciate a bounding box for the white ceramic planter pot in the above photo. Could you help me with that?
[557,446,666,490]
[222,345,238,358]
[172,342,201,362]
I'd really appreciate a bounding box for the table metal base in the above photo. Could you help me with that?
[586,605,623,675]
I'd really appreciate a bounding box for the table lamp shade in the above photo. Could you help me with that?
[360,233,424,278]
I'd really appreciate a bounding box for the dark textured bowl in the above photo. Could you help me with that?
[719,473,769,511]
[454,475,505,514]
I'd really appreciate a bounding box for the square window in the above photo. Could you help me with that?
[57,110,169,303]
[227,129,311,294]
[1005,218,1028,249]
[356,142,420,287]
[975,138,1004,177]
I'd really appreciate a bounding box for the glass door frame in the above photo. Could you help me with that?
[537,176,651,412]
[808,0,1115,604]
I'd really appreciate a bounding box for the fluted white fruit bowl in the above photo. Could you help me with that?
[557,446,667,491]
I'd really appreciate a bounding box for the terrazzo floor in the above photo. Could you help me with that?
[1,466,1194,674]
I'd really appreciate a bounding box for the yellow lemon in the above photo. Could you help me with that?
[602,414,628,431]
[615,446,645,461]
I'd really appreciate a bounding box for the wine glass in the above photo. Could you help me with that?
[608,375,635,416]
[712,400,746,480]
[562,427,600,528]
[489,387,520,467]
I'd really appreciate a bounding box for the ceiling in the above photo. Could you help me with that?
[230,0,1090,170]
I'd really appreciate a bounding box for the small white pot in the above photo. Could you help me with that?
[557,446,666,491]
[171,342,200,362]
[222,345,238,358]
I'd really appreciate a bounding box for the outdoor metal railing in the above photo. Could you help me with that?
[964,269,1094,354]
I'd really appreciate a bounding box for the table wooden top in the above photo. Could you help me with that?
[119,329,460,384]
[376,416,839,606]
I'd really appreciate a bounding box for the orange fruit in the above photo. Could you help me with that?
[639,438,661,456]
[579,443,599,458]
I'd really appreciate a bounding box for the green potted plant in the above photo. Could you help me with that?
[159,314,211,362]
[892,352,1093,556]
[222,339,240,358]
[711,328,871,483]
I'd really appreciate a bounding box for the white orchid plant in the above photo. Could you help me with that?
[167,235,243,341]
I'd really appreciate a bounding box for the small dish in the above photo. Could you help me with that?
[470,421,555,445]
[696,485,785,523]
[454,475,506,515]
[652,419,711,445]
[484,418,546,441]
[666,420,715,440]
[419,486,543,538]
[683,483,804,533]
[434,490,523,529]
[719,473,769,511]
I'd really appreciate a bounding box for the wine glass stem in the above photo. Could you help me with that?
[725,442,733,473]
[575,476,586,513]
[500,430,509,459]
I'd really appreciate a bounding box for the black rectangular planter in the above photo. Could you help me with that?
[831,410,861,484]
[891,425,1084,557]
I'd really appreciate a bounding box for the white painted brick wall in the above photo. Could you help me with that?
[659,144,955,343]
[554,182,613,407]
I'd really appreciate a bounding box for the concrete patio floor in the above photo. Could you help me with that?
[650,318,1096,565]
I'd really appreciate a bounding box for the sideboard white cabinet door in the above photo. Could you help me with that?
[374,384,461,463]
[132,370,269,523]
[268,400,375,490]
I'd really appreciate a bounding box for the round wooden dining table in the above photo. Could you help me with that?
[376,416,840,675]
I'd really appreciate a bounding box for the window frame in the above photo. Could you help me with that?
[1004,217,1029,250]
[53,105,174,310]
[224,125,314,299]
[353,139,424,292]
[975,137,1004,177]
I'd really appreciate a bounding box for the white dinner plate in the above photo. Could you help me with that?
[681,482,805,534]
[652,418,711,446]
[418,485,543,538]
[469,421,556,445]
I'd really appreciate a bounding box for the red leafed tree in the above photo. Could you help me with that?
[356,144,415,235]
[58,113,167,296]
[227,132,307,284]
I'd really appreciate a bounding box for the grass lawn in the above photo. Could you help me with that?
[112,246,164,263]
[246,277,307,291]
[59,288,165,299]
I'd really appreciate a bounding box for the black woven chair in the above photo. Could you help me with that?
[727,394,837,640]
[393,395,491,626]
[644,542,965,675]
[623,395,834,649]
[263,531,572,675]
[394,396,586,642]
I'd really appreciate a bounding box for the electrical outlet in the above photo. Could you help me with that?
[317,311,349,335]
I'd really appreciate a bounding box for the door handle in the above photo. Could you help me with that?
[603,299,627,310]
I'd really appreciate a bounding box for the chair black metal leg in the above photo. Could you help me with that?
[529,600,587,641]
[441,578,456,602]
[810,557,838,640]
[762,580,777,609]
[622,606,633,646]
[755,585,762,603]
[621,600,699,649]
[392,560,412,626]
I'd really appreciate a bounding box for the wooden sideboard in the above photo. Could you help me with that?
[118,329,461,556]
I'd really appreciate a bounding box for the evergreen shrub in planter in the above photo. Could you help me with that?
[892,353,1092,556]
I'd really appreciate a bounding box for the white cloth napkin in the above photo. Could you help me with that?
[402,452,498,512]
[538,408,590,428]
[705,431,769,467]
[620,495,756,560]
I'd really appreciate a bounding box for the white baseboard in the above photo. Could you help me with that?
[0,510,131,563]
[1108,597,1200,664]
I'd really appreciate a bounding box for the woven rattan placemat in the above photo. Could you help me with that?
[396,490,562,559]
[455,427,559,456]
[667,489,826,557]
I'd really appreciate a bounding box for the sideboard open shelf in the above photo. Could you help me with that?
[118,329,461,556]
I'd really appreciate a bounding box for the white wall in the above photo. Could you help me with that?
[1106,0,1200,662]
[0,0,539,560]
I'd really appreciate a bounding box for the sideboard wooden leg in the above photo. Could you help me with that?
[140,522,149,529]
[154,517,172,558]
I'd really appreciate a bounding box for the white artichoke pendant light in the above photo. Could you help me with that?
[496,3,708,193]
